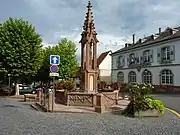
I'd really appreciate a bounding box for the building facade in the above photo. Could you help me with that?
[111,27,180,90]
[97,51,112,85]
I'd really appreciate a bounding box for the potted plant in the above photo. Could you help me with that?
[98,81,107,90]
[63,80,76,95]
[100,86,114,92]
[122,83,165,117]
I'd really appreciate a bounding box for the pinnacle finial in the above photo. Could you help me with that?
[82,0,96,34]
[87,0,92,8]
[79,0,98,43]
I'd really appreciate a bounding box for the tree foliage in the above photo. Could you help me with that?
[36,38,78,82]
[0,18,43,83]
[35,47,54,82]
[56,38,79,80]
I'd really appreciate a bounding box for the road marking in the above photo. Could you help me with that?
[165,107,180,118]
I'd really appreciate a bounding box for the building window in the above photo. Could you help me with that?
[116,56,125,68]
[128,71,136,83]
[143,50,151,63]
[117,72,124,83]
[160,69,173,85]
[162,46,171,61]
[142,69,152,84]
[157,46,175,63]
[129,53,136,65]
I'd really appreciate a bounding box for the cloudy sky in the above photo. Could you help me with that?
[1,0,180,60]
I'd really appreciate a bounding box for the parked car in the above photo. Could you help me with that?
[19,85,36,95]
[35,84,55,92]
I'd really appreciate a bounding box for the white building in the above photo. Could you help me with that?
[111,27,180,89]
[97,51,112,85]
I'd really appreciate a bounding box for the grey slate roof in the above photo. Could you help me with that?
[112,27,180,55]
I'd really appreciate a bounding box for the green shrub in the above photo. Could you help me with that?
[64,89,68,96]
[122,83,164,117]
[146,98,164,114]
[63,80,75,91]
[98,81,107,90]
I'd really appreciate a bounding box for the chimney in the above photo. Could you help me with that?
[128,43,132,47]
[151,35,154,40]
[125,43,128,47]
[159,28,161,34]
[133,34,135,44]
[139,38,141,43]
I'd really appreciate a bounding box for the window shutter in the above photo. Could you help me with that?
[140,52,143,64]
[150,49,153,62]
[170,45,175,61]
[116,58,119,69]
[157,48,161,62]
[135,53,140,64]
[122,56,125,66]
[127,55,129,66]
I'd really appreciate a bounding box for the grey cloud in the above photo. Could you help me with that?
[1,0,180,47]
[116,1,147,33]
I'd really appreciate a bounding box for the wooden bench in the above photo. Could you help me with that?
[24,94,36,102]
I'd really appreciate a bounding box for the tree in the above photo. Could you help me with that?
[34,47,54,83]
[0,18,43,83]
[56,38,79,80]
[36,38,78,83]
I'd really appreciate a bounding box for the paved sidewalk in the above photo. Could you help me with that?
[1,98,179,135]
[6,95,24,99]
[54,104,96,113]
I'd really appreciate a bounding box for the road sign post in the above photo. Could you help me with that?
[50,55,60,65]
[49,73,59,77]
[49,55,60,113]
[52,77,55,112]
[50,65,58,73]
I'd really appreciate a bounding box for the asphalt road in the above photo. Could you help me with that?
[152,94,180,113]
[0,98,180,135]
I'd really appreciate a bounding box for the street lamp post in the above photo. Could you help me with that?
[8,74,11,88]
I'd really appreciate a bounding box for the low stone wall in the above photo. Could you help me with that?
[101,91,118,111]
[67,92,96,107]
[95,90,118,113]
[55,90,119,113]
[55,91,96,107]
[55,90,67,105]
[153,85,180,94]
[119,83,180,94]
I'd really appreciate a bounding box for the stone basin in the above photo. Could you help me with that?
[134,109,162,117]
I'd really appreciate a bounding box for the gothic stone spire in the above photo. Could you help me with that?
[79,0,98,92]
[79,0,98,43]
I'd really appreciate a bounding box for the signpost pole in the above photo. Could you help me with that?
[52,77,55,112]
[49,55,60,113]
